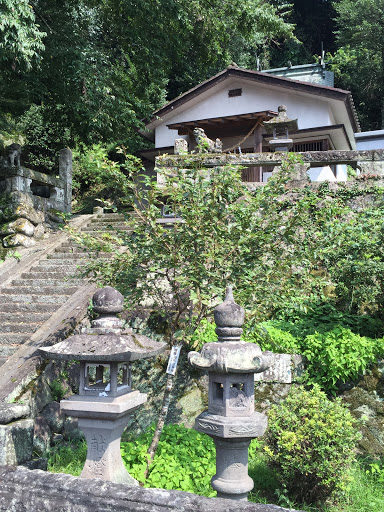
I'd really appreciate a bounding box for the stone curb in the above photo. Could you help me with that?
[0,466,303,512]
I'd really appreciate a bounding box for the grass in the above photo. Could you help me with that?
[47,435,384,512]
[249,454,384,511]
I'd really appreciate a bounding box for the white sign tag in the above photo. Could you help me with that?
[166,346,181,375]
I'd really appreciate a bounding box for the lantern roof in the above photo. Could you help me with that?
[39,286,166,362]
[263,105,298,135]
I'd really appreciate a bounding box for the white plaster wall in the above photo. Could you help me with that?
[336,164,347,181]
[308,166,337,182]
[155,81,332,148]
[306,165,346,182]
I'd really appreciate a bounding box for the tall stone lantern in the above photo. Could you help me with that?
[39,286,166,484]
[263,105,298,152]
[188,287,270,501]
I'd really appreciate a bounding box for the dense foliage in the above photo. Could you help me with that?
[0,0,295,156]
[265,385,361,504]
[71,153,324,343]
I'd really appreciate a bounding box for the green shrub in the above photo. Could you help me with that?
[245,319,384,394]
[244,321,301,354]
[265,385,361,505]
[190,318,217,350]
[302,327,384,394]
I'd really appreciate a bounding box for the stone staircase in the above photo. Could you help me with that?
[0,212,132,368]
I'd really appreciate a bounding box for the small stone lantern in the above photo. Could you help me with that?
[39,286,166,484]
[188,287,270,501]
[263,105,298,152]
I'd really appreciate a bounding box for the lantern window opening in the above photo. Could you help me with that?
[117,363,131,392]
[230,382,245,391]
[213,381,224,402]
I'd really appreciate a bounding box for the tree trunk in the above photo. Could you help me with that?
[143,372,174,480]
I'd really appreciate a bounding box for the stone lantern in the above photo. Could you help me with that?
[188,287,270,501]
[263,105,298,152]
[39,286,166,484]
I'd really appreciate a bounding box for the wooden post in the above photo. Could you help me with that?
[253,125,263,182]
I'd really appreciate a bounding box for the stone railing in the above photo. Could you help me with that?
[0,148,72,248]
[155,149,384,189]
[0,466,301,512]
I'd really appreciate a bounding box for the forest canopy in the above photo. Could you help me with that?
[0,0,381,159]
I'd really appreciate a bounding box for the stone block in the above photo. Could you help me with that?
[0,419,34,465]
[3,233,36,248]
[13,202,45,225]
[254,353,293,384]
[0,217,35,236]
[63,416,84,441]
[22,376,53,418]
[34,223,45,239]
[42,401,65,433]
[174,139,188,155]
[0,403,30,424]
[33,416,51,455]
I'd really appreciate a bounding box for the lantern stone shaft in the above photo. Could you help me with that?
[39,286,166,484]
[189,287,270,501]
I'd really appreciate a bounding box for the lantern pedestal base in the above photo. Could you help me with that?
[211,437,254,501]
[195,410,267,501]
[79,415,137,484]
[60,392,146,484]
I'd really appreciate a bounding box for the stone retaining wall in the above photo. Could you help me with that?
[0,466,301,512]
[0,148,72,248]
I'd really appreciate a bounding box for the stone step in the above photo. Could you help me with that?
[0,303,59,313]
[0,294,68,305]
[0,345,19,357]
[90,217,127,224]
[80,225,132,232]
[0,333,30,345]
[38,257,88,266]
[60,241,83,248]
[54,246,89,253]
[31,262,86,272]
[0,285,78,295]
[20,271,83,280]
[47,252,110,260]
[96,213,128,220]
[47,252,99,260]
[0,312,51,323]
[12,278,84,287]
[0,323,40,334]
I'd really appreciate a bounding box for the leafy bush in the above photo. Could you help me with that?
[121,423,216,495]
[244,322,301,354]
[190,318,217,350]
[265,385,361,504]
[274,301,384,339]
[72,145,140,211]
[245,316,384,394]
[302,327,384,394]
